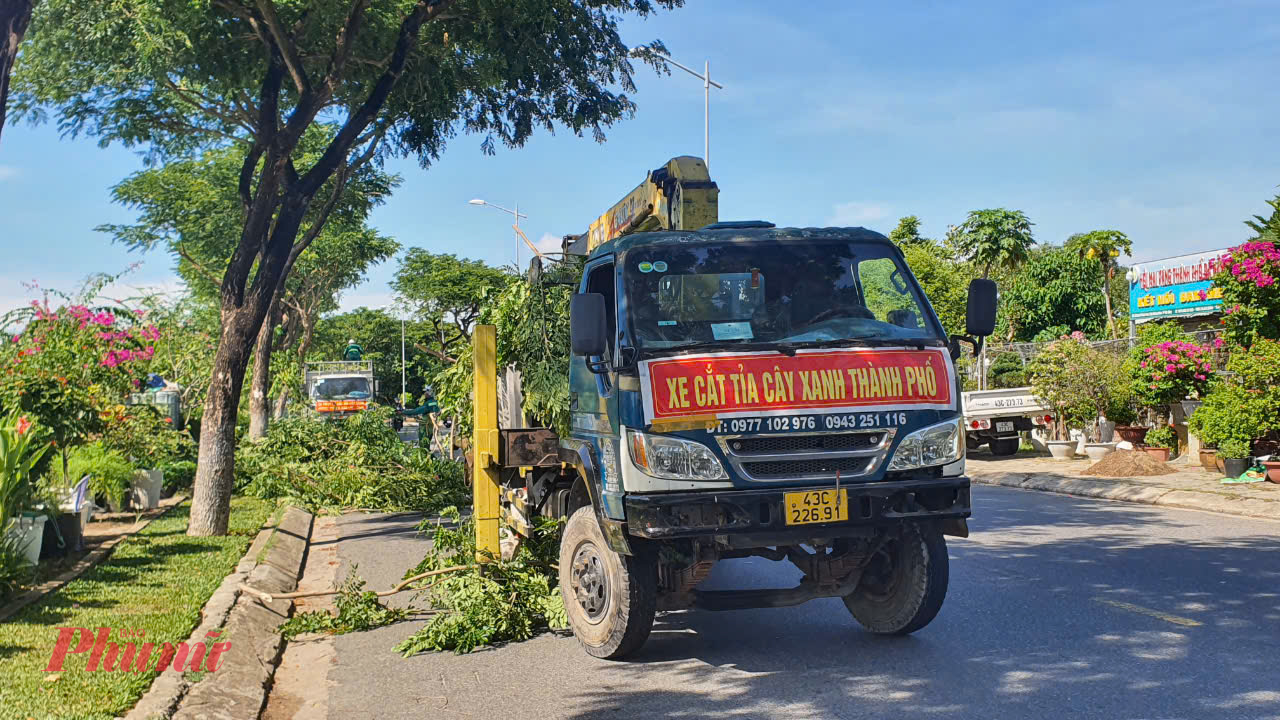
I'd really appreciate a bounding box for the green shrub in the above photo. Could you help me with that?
[238,407,467,513]
[1144,425,1177,450]
[65,443,135,510]
[1218,438,1250,459]
[158,459,197,492]
[988,352,1028,388]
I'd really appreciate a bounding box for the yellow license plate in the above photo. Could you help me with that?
[784,489,848,526]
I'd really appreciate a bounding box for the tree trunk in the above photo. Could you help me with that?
[189,191,313,536]
[0,0,34,143]
[247,298,282,441]
[1102,266,1116,340]
[188,312,259,536]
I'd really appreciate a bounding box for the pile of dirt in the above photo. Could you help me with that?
[1082,450,1176,477]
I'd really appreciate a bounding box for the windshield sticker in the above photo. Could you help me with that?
[711,322,754,340]
[638,261,654,273]
[638,348,955,424]
[657,320,678,327]
[653,261,668,272]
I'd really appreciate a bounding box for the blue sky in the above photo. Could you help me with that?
[1,0,1277,314]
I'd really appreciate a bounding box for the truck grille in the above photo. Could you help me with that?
[740,457,873,479]
[726,433,884,455]
[716,429,893,482]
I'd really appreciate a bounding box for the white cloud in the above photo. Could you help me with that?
[0,165,19,182]
[826,202,889,227]
[534,232,563,255]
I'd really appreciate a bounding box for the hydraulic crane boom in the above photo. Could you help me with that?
[563,155,719,255]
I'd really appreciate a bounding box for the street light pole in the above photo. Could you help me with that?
[469,199,529,267]
[634,49,723,167]
[400,315,406,404]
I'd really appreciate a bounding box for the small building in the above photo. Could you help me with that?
[1127,248,1231,335]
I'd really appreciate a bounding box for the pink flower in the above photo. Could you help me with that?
[1165,364,1176,372]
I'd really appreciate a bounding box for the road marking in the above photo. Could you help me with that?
[1093,597,1203,627]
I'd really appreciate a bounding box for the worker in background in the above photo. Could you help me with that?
[402,386,441,449]
[343,339,364,361]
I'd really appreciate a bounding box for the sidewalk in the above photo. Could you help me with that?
[968,454,1280,522]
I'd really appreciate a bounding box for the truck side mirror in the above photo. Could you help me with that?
[966,279,997,337]
[571,293,608,357]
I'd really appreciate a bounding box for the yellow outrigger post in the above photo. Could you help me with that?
[471,325,501,561]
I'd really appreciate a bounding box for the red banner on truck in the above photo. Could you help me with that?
[638,348,955,424]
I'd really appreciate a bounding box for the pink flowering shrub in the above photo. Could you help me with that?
[1215,241,1280,347]
[0,300,157,457]
[1132,339,1216,410]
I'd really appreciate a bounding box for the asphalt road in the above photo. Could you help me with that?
[320,487,1280,720]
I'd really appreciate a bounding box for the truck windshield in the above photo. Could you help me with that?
[624,240,942,350]
[312,377,371,400]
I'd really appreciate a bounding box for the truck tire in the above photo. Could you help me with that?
[843,523,948,635]
[990,437,1020,456]
[559,506,657,659]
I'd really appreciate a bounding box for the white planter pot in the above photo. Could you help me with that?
[7,514,47,566]
[1083,442,1118,462]
[1097,420,1116,443]
[1047,440,1077,460]
[131,469,163,510]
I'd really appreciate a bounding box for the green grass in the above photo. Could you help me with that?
[0,496,272,720]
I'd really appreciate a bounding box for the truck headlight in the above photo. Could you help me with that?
[627,429,728,481]
[887,418,963,472]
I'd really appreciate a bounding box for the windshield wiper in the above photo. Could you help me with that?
[658,339,764,355]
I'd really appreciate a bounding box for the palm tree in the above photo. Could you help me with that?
[1067,230,1132,340]
[952,209,1036,279]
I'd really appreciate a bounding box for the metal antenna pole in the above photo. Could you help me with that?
[704,60,710,168]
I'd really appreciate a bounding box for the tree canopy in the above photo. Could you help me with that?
[14,0,684,535]
[393,249,513,364]
[951,208,1035,278]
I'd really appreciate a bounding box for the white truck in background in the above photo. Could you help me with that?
[961,386,1052,456]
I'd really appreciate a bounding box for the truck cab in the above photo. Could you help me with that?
[547,223,996,657]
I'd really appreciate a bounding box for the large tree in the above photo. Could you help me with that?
[15,0,680,534]
[1066,229,1132,339]
[1001,244,1110,342]
[392,249,512,365]
[951,208,1036,279]
[0,0,33,141]
[99,136,399,439]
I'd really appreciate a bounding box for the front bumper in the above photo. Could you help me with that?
[624,477,970,541]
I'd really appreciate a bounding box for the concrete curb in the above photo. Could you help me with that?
[973,471,1280,522]
[124,518,277,720]
[168,506,314,720]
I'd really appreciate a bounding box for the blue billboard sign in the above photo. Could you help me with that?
[1129,249,1228,323]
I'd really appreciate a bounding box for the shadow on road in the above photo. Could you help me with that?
[558,489,1280,720]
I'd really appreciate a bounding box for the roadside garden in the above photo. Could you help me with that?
[1018,209,1280,483]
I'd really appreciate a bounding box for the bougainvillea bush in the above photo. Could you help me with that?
[0,300,156,479]
[1131,338,1219,411]
[1215,241,1280,348]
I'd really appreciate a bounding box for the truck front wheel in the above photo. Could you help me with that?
[559,506,657,659]
[843,523,949,635]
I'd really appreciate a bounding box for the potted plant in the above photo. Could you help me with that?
[1079,351,1126,461]
[1132,338,1215,429]
[1,413,53,572]
[1217,438,1251,479]
[68,443,135,512]
[1142,425,1176,462]
[1029,336,1097,460]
